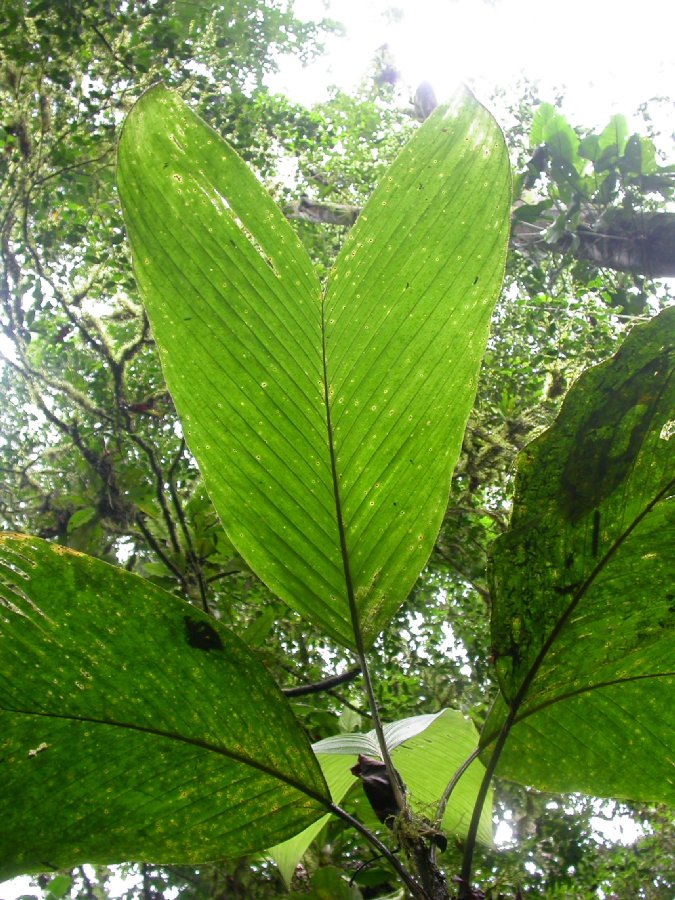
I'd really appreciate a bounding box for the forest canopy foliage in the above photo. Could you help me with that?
[0,2,673,899]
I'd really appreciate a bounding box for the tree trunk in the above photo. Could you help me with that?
[285,196,360,227]
[511,209,675,278]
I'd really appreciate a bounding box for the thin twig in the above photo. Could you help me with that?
[167,439,209,612]
[128,431,182,556]
[33,150,113,186]
[87,18,136,76]
[135,513,185,583]
[282,665,361,697]
[431,746,482,866]
[78,865,96,900]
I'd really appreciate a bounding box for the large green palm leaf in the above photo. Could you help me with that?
[118,84,510,648]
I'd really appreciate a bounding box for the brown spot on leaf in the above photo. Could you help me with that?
[184,616,223,651]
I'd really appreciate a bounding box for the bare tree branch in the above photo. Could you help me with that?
[282,664,362,697]
[285,198,675,278]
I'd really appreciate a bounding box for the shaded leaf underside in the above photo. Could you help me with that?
[0,535,329,879]
[483,308,675,801]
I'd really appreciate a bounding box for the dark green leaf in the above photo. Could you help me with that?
[483,308,675,802]
[0,534,329,879]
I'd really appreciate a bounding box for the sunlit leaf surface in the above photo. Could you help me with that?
[270,710,493,883]
[118,84,510,648]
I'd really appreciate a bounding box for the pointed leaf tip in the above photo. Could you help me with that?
[118,87,511,649]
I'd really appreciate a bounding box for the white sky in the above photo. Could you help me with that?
[271,0,675,134]
[2,3,668,897]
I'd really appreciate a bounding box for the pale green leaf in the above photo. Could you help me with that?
[530,103,579,164]
[118,85,510,649]
[598,114,629,156]
[0,534,329,879]
[270,710,492,884]
[483,308,675,802]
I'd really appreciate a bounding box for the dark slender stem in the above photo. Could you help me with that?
[329,803,426,899]
[205,569,242,583]
[86,18,136,75]
[320,293,406,815]
[167,441,209,612]
[282,665,362,697]
[34,151,113,186]
[78,865,95,900]
[432,746,482,865]
[135,513,185,583]
[324,690,370,716]
[142,863,153,900]
[128,431,182,555]
[458,713,514,898]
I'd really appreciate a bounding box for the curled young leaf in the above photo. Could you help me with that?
[351,753,403,824]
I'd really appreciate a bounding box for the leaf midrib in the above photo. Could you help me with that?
[513,477,674,701]
[3,703,332,808]
[485,475,675,755]
[320,289,358,634]
[482,670,673,746]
